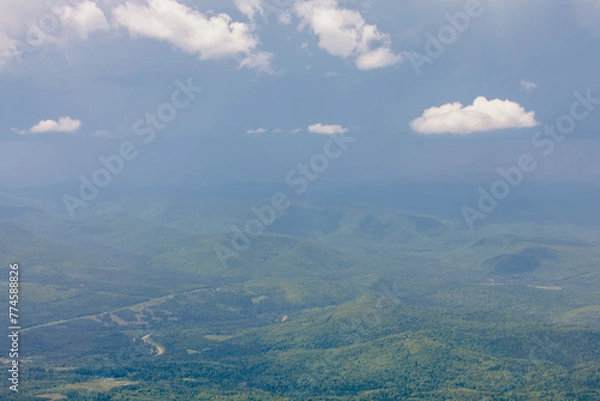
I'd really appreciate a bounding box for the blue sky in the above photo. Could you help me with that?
[0,0,599,189]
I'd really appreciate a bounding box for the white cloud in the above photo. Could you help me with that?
[246,127,267,134]
[53,0,110,40]
[234,0,264,20]
[410,97,538,135]
[113,0,273,71]
[234,0,292,23]
[0,31,16,69]
[247,127,305,134]
[294,0,402,70]
[277,11,292,24]
[26,116,82,134]
[308,123,349,134]
[521,80,537,91]
[10,127,27,135]
[356,47,402,70]
[0,0,109,69]
[239,50,276,73]
[0,1,49,34]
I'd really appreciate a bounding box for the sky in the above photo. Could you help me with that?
[0,0,599,191]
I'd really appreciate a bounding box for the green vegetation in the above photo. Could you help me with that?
[1,192,600,400]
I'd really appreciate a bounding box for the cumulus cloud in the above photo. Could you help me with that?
[24,116,82,134]
[246,127,267,134]
[277,11,292,24]
[234,0,264,20]
[239,51,276,73]
[308,123,349,134]
[113,0,273,72]
[53,0,110,40]
[410,97,538,135]
[235,0,292,23]
[521,80,537,91]
[0,1,50,34]
[0,32,16,69]
[0,0,272,72]
[294,0,402,70]
[355,46,401,71]
[0,0,109,69]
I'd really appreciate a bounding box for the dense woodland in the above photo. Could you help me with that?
[1,189,599,400]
